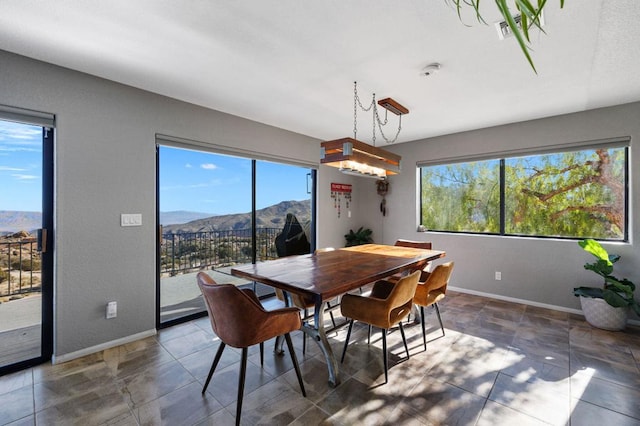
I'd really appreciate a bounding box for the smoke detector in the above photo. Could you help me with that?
[421,63,441,77]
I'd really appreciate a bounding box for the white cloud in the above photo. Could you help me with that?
[12,174,38,181]
[0,121,42,148]
[0,166,26,171]
[201,163,218,170]
[185,163,193,168]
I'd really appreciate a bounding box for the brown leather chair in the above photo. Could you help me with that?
[340,270,421,383]
[384,239,433,284]
[413,262,454,350]
[394,239,433,250]
[197,272,306,425]
[395,239,433,274]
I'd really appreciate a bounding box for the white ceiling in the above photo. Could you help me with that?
[1,1,640,144]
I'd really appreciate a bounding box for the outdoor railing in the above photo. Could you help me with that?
[0,238,41,298]
[160,228,281,277]
[0,228,283,297]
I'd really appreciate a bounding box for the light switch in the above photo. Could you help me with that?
[121,213,142,227]
[106,301,117,319]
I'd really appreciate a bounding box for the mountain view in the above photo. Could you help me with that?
[162,199,311,234]
[159,211,215,226]
[0,199,311,235]
[0,211,42,234]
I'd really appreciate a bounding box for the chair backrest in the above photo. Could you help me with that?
[197,272,267,348]
[395,239,433,275]
[423,261,454,294]
[386,270,422,309]
[394,239,432,250]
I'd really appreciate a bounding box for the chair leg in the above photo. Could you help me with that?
[302,309,308,354]
[420,306,427,351]
[202,342,226,394]
[381,327,388,384]
[367,325,371,345]
[260,342,264,366]
[327,301,337,328]
[434,303,445,336]
[284,333,307,397]
[341,319,354,363]
[236,347,248,426]
[398,321,409,360]
[302,329,306,354]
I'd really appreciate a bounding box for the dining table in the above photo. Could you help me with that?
[230,243,446,386]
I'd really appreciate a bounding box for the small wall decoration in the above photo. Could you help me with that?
[376,179,389,216]
[330,183,352,218]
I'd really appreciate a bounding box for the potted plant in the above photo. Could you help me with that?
[573,239,640,330]
[344,227,373,247]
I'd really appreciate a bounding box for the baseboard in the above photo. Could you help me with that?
[52,329,157,365]
[448,286,640,327]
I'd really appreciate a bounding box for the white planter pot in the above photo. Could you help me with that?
[579,296,628,331]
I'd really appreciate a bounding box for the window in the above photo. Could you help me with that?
[156,142,315,326]
[420,145,628,240]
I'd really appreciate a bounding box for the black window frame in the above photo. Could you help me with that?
[419,144,629,242]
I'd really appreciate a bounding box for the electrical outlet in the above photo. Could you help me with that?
[495,271,502,281]
[106,301,117,319]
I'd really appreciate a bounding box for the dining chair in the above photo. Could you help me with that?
[340,270,421,383]
[196,272,306,426]
[394,239,433,250]
[413,261,454,350]
[395,238,433,274]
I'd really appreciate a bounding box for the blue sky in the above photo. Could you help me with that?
[0,120,43,212]
[0,120,311,215]
[155,146,311,215]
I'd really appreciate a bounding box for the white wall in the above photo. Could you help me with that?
[383,102,640,313]
[0,50,333,359]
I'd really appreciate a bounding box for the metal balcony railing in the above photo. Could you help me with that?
[0,238,41,298]
[0,228,284,298]
[160,228,281,277]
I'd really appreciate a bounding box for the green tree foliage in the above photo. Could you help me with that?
[506,149,624,239]
[421,147,626,239]
[421,160,500,233]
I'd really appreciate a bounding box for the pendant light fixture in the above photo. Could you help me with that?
[320,82,408,179]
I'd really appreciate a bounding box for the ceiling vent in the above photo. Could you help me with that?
[495,11,544,40]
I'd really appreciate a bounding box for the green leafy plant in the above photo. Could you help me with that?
[573,239,640,315]
[344,227,373,247]
[448,0,566,73]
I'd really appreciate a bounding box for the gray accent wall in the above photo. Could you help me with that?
[384,102,639,314]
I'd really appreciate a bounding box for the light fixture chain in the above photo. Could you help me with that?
[352,81,403,144]
[372,93,376,146]
[354,82,374,112]
[353,82,358,140]
[374,107,402,144]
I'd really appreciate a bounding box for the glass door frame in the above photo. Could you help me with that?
[155,142,316,329]
[0,119,54,375]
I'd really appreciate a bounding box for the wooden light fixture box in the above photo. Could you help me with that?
[320,137,401,175]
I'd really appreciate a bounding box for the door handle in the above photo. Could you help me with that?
[38,228,48,253]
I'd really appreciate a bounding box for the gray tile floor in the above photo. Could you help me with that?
[2,291,639,425]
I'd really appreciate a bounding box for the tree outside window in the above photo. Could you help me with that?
[420,145,627,241]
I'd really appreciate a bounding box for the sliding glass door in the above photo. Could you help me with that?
[0,118,53,374]
[157,143,314,326]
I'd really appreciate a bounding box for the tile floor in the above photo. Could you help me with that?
[2,291,640,425]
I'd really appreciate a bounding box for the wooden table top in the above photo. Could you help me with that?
[231,244,446,301]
